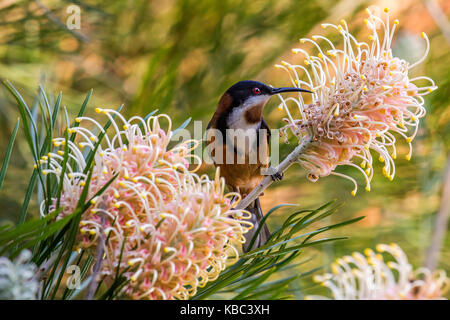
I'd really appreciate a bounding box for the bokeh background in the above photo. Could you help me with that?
[0,0,449,298]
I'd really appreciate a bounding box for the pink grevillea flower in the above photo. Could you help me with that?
[275,7,436,195]
[307,243,450,300]
[38,109,251,300]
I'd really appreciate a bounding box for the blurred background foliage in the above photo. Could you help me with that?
[0,0,449,299]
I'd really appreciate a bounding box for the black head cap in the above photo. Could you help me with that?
[225,80,311,106]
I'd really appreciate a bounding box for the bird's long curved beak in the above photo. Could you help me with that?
[270,87,312,95]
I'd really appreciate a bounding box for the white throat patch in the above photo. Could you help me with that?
[226,95,270,130]
[225,95,270,156]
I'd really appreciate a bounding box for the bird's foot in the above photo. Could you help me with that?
[264,166,283,182]
[271,171,283,182]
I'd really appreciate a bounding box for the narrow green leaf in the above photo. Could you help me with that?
[7,212,76,259]
[83,105,123,175]
[69,89,92,142]
[3,80,40,161]
[242,275,298,300]
[246,203,299,250]
[0,118,20,190]
[0,209,61,245]
[55,115,71,208]
[257,237,348,259]
[18,170,38,224]
[0,223,13,233]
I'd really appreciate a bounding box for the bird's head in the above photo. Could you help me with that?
[219,80,311,126]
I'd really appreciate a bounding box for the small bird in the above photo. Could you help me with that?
[206,80,311,252]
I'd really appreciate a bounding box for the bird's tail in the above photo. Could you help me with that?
[242,198,271,252]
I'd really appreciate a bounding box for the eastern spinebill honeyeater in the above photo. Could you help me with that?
[206,80,312,252]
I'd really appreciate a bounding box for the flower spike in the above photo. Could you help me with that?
[307,243,450,300]
[276,8,435,194]
[40,110,251,300]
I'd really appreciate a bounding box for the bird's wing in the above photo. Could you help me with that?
[260,117,271,145]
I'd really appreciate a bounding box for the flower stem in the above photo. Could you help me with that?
[235,138,312,210]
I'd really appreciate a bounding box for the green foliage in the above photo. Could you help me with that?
[192,201,363,300]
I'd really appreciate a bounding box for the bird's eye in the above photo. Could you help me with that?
[253,87,261,95]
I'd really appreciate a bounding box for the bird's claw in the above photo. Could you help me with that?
[271,171,283,181]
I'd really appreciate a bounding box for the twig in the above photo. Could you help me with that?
[425,154,450,270]
[235,138,312,210]
[34,0,89,43]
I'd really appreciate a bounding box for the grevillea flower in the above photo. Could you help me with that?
[275,7,436,195]
[308,243,450,300]
[0,250,39,300]
[37,109,251,300]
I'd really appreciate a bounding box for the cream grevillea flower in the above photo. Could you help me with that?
[307,243,450,300]
[37,109,251,300]
[275,7,435,195]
